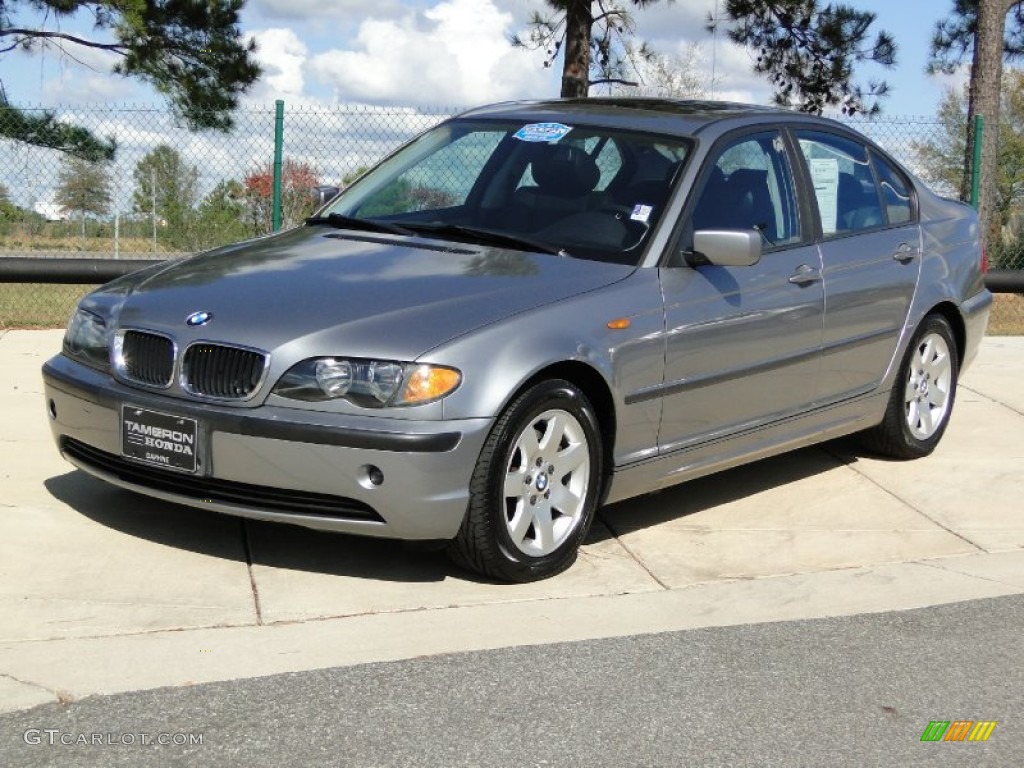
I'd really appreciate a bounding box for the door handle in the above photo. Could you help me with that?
[893,243,921,262]
[788,264,822,286]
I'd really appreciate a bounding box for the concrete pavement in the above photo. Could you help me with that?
[1,330,1021,713]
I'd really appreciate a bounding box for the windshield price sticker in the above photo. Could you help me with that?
[122,406,198,473]
[513,123,573,143]
[631,204,653,223]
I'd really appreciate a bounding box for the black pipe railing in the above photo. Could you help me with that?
[0,257,167,283]
[983,270,1024,293]
[0,256,1022,292]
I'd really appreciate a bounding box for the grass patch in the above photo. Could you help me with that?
[0,230,170,253]
[0,283,94,329]
[988,293,1024,335]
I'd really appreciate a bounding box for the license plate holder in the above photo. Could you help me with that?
[121,406,199,474]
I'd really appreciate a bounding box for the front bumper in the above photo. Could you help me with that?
[43,355,493,540]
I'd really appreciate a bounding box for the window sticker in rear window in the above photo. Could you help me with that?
[810,158,839,235]
[513,123,573,143]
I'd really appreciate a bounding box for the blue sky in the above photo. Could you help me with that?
[0,0,965,117]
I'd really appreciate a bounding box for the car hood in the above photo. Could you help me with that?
[106,226,632,361]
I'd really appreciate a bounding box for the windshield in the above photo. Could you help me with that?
[321,118,691,265]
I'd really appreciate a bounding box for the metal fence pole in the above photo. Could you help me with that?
[272,100,284,232]
[151,166,157,251]
[971,114,984,210]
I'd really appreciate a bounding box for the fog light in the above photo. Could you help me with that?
[368,466,384,486]
[48,399,57,419]
[358,464,385,490]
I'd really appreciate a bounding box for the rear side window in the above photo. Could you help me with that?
[796,131,884,236]
[873,152,914,225]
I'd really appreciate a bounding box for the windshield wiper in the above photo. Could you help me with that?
[401,222,569,257]
[306,212,415,237]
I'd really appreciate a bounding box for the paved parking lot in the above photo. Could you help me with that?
[1,330,1022,713]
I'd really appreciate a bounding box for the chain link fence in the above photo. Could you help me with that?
[0,103,455,327]
[1,103,1021,329]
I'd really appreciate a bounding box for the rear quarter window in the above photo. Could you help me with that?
[872,152,914,225]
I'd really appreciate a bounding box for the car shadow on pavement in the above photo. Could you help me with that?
[593,440,862,539]
[44,470,250,562]
[43,436,874,583]
[43,471,477,584]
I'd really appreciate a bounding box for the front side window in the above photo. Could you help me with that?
[691,131,802,247]
[796,131,884,236]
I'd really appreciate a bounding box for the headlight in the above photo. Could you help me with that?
[63,308,111,370]
[273,358,461,407]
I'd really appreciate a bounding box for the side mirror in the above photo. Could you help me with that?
[690,229,762,267]
[313,185,341,207]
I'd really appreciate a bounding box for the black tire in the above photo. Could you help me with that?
[861,314,959,459]
[446,379,603,582]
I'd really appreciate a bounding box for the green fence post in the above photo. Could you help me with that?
[970,114,984,210]
[273,99,285,232]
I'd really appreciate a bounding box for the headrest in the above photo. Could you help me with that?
[530,144,600,198]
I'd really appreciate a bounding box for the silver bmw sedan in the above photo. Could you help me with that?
[44,99,991,582]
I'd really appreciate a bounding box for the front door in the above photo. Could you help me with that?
[656,130,825,454]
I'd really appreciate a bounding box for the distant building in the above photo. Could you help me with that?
[33,201,69,221]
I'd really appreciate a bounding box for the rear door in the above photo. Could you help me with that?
[793,130,922,403]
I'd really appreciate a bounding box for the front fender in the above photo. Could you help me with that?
[430,269,666,465]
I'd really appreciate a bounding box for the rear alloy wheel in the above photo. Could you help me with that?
[447,379,602,582]
[862,314,958,459]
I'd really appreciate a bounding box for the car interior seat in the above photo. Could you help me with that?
[837,172,884,231]
[725,168,776,241]
[507,144,601,232]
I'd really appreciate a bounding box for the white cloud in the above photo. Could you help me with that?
[5,40,143,104]
[250,28,309,98]
[41,70,143,104]
[931,63,970,99]
[307,0,552,106]
[704,41,773,104]
[631,0,774,105]
[44,41,122,74]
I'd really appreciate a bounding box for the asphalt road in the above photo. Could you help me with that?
[1,595,1020,767]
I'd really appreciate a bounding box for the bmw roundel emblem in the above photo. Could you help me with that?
[186,311,213,327]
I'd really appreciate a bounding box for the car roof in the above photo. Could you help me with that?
[456,98,845,139]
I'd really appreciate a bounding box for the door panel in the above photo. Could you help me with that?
[795,132,921,402]
[657,251,824,452]
[655,130,824,453]
[816,226,921,400]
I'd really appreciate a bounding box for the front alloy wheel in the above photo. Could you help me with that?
[447,379,602,582]
[502,408,591,558]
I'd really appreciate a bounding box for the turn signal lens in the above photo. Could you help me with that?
[396,365,462,405]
